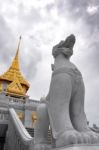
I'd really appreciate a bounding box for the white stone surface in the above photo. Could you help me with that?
[54,144,99,150]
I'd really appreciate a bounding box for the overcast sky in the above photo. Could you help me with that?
[0,0,99,126]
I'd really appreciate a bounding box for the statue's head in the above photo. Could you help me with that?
[52,34,76,58]
[63,34,76,49]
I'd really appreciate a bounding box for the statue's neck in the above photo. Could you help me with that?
[54,54,70,70]
[55,54,70,63]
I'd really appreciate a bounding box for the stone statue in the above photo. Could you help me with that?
[34,34,99,150]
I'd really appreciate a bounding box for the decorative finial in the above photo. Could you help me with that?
[19,36,22,48]
[15,36,22,58]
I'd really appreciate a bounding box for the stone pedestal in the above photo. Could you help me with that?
[53,144,99,150]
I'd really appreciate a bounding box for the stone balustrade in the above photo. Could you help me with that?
[8,97,25,103]
[5,108,34,150]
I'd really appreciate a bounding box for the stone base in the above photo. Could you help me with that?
[54,144,99,150]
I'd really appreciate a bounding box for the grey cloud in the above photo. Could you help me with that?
[17,3,43,30]
[82,40,99,77]
[68,0,99,30]
[0,15,15,65]
[45,3,55,12]
[20,48,42,80]
[86,12,99,31]
[56,0,99,30]
[18,36,42,80]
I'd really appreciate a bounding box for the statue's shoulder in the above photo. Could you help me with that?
[69,62,82,75]
[70,62,77,69]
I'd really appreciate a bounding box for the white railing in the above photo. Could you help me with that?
[8,96,26,103]
[5,108,34,150]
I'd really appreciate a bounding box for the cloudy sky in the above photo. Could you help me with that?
[0,0,99,126]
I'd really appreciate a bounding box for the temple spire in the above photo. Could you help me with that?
[0,36,30,97]
[11,36,22,70]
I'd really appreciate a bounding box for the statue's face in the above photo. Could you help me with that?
[57,34,75,49]
[52,34,75,58]
[64,34,75,49]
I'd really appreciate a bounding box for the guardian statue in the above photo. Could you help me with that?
[34,34,99,149]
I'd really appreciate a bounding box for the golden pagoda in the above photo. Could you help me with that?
[0,36,30,97]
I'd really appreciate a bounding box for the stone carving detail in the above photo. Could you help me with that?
[17,112,24,120]
[34,34,99,149]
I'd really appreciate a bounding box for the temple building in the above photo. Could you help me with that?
[0,37,40,145]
